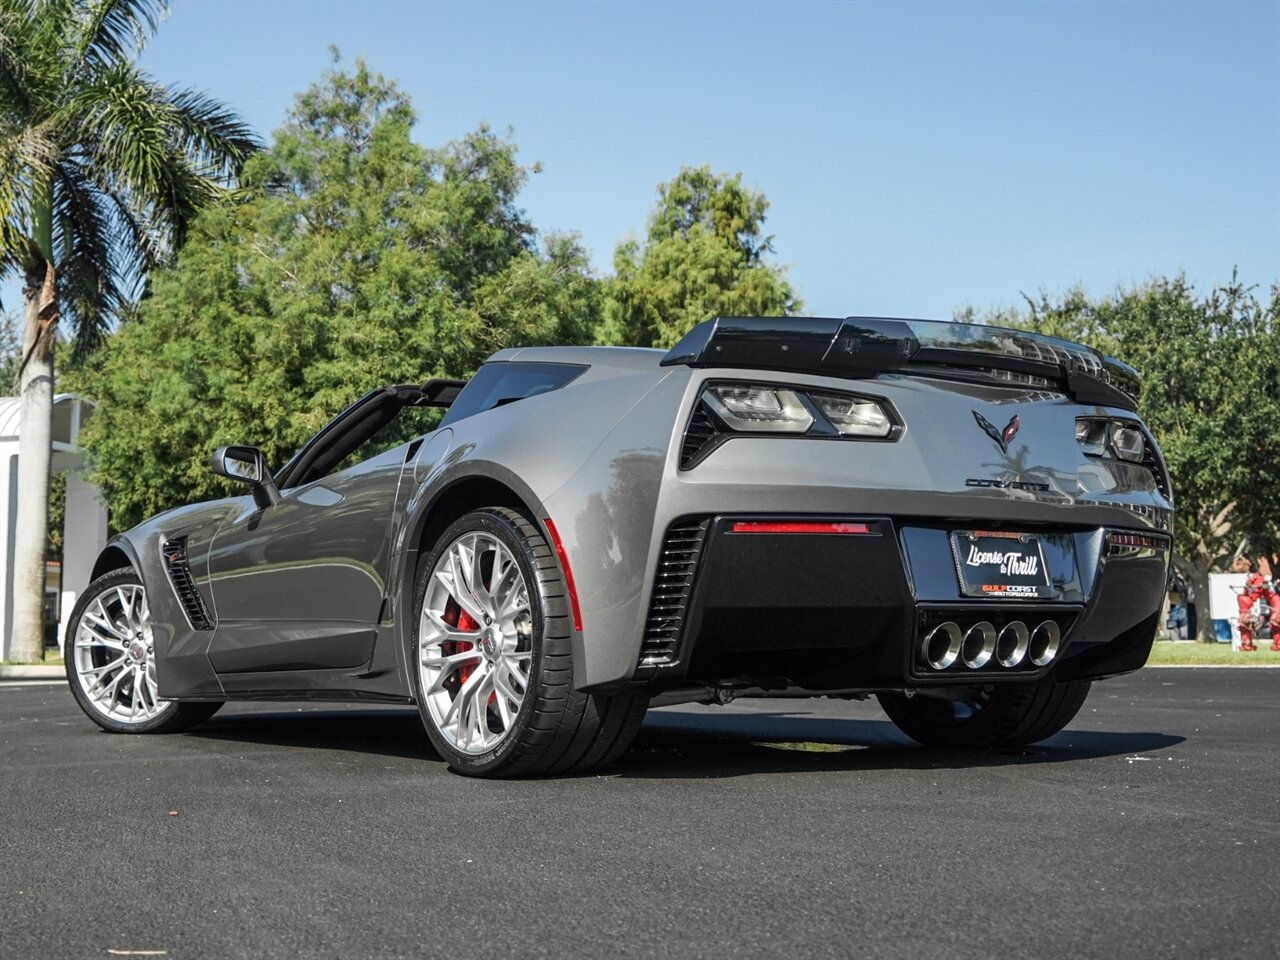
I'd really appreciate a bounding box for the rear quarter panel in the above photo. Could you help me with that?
[390,359,680,690]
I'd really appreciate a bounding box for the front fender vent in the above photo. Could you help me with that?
[161,537,214,631]
[640,518,710,665]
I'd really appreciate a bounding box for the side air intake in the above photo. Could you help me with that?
[640,519,710,665]
[679,403,721,469]
[161,537,214,630]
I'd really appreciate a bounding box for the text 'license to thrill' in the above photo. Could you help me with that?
[950,531,1054,599]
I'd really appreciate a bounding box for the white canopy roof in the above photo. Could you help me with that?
[0,393,95,446]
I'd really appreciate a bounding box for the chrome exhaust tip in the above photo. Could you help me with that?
[996,621,1030,667]
[961,621,996,669]
[923,622,963,670]
[1029,620,1062,666]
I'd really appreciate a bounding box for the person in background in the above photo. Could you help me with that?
[1232,556,1280,652]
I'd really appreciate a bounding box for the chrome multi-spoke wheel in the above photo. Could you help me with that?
[413,508,648,778]
[71,581,171,726]
[65,569,223,735]
[418,529,534,755]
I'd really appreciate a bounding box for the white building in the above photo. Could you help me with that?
[0,394,108,659]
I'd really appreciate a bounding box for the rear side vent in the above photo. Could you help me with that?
[1141,438,1172,502]
[679,403,722,469]
[161,537,214,630]
[640,519,710,665]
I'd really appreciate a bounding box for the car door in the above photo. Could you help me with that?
[203,387,428,678]
[203,444,410,676]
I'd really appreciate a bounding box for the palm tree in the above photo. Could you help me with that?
[0,0,257,661]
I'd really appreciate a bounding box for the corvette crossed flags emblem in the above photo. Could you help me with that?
[972,410,1020,454]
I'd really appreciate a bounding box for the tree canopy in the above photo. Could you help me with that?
[72,58,599,528]
[597,165,799,348]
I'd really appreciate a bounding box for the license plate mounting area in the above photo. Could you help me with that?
[949,530,1053,599]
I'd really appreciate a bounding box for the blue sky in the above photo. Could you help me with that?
[9,0,1280,321]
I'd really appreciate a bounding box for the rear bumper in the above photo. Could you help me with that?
[625,515,1168,692]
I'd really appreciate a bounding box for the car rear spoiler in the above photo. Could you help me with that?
[660,316,1140,411]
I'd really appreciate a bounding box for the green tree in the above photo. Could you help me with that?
[0,308,19,385]
[597,165,799,348]
[973,276,1280,639]
[72,57,599,529]
[0,0,257,660]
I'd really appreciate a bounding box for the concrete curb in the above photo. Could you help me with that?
[0,664,64,679]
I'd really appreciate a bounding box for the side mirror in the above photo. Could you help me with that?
[211,445,281,509]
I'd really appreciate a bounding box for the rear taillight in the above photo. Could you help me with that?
[1076,417,1146,463]
[807,391,893,437]
[679,381,899,469]
[1074,418,1109,457]
[1076,417,1171,499]
[703,385,813,433]
[1110,425,1145,462]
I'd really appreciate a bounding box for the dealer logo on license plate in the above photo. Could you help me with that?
[950,530,1054,599]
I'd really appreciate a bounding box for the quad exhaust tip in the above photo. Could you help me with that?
[1029,620,1061,666]
[961,622,996,669]
[997,621,1029,667]
[922,619,1063,671]
[923,622,963,670]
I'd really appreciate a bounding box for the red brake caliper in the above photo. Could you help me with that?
[442,577,498,710]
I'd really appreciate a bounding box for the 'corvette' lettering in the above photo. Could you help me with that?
[965,478,1051,492]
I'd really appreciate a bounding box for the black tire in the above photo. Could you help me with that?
[412,507,648,778]
[65,568,224,734]
[877,676,1091,750]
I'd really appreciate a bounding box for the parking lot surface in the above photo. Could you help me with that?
[2,668,1277,960]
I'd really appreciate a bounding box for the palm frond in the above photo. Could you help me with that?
[0,1,37,117]
[163,84,261,181]
[3,0,255,355]
[73,61,253,249]
[53,159,122,356]
[70,152,165,277]
[0,120,59,274]
[67,62,171,195]
[75,0,166,71]
[11,0,78,97]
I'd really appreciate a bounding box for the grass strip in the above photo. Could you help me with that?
[1148,641,1280,665]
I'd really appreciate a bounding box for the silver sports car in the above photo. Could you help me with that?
[66,316,1172,777]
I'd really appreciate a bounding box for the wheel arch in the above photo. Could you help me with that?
[411,473,540,566]
[393,463,588,690]
[90,540,142,581]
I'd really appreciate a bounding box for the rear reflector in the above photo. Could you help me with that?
[1107,531,1169,551]
[543,517,584,632]
[730,521,872,535]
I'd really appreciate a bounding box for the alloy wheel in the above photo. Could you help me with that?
[71,584,172,725]
[418,531,534,755]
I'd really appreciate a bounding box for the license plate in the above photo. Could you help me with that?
[950,530,1053,599]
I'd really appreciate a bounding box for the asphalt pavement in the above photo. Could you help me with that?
[1,668,1277,960]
